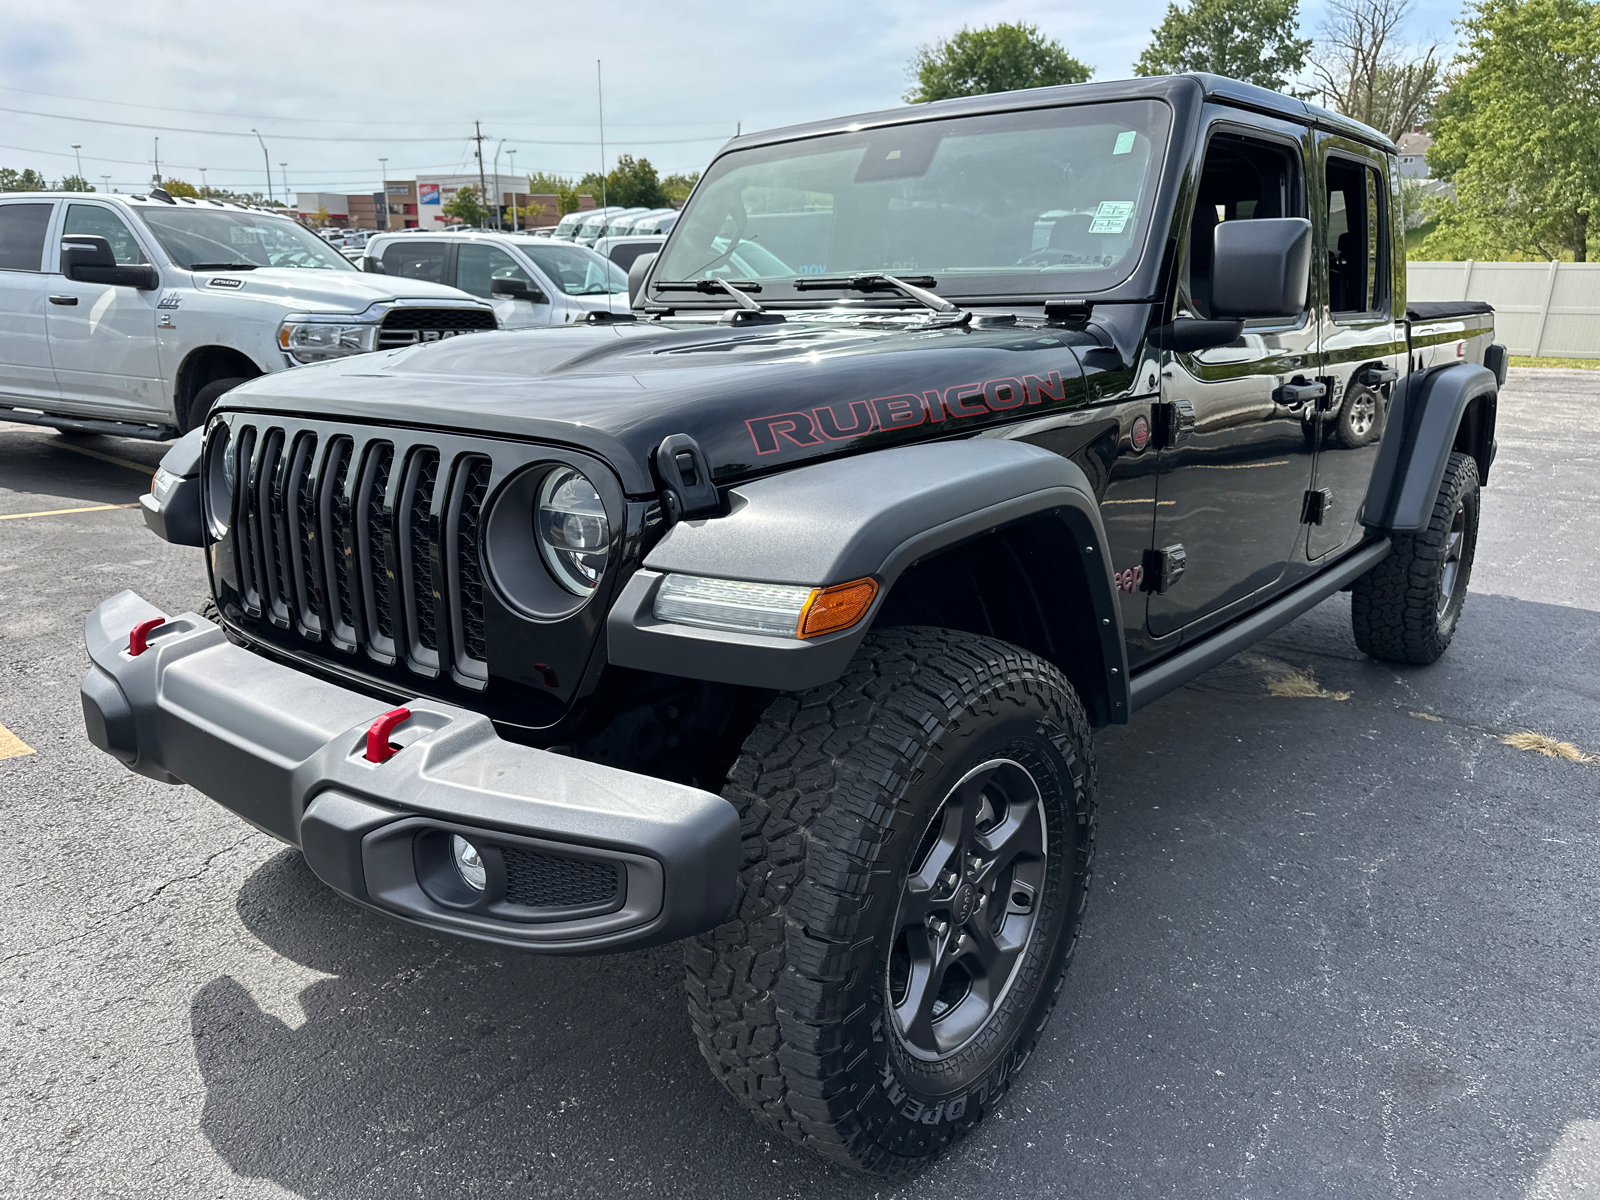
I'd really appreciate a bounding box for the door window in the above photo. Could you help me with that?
[455,243,536,299]
[1325,158,1387,316]
[381,241,447,282]
[1181,134,1306,319]
[63,204,149,265]
[0,203,53,272]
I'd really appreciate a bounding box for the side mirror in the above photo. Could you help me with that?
[490,277,547,303]
[1210,217,1312,319]
[61,235,160,291]
[628,252,657,308]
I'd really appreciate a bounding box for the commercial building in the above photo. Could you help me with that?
[295,177,595,231]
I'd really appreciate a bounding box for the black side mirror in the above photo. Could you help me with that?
[628,252,657,308]
[61,235,160,291]
[1210,217,1312,318]
[490,276,547,303]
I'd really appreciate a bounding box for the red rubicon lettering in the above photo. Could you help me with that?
[747,412,825,455]
[944,382,988,417]
[924,390,946,422]
[872,393,926,430]
[984,377,1026,410]
[1023,371,1066,405]
[813,399,877,440]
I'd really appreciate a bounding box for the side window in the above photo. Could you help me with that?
[1325,158,1387,316]
[455,244,535,299]
[63,205,149,265]
[0,203,54,272]
[381,241,447,283]
[1181,134,1306,319]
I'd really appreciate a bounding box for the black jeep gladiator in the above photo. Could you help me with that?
[84,73,1503,1174]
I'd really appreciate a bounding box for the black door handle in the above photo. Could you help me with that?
[48,294,79,306]
[1275,379,1327,407]
[1360,364,1399,387]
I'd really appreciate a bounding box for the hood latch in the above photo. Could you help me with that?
[654,433,720,523]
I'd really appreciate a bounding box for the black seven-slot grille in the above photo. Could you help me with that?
[378,306,497,350]
[228,419,493,686]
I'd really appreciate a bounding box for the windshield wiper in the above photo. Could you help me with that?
[652,278,785,324]
[189,262,260,270]
[792,273,968,325]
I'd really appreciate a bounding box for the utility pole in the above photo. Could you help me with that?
[252,129,272,202]
[507,149,517,232]
[378,156,388,229]
[472,120,489,229]
[596,60,608,213]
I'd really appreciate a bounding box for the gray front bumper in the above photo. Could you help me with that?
[80,590,740,954]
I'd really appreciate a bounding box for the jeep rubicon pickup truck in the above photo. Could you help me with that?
[0,190,495,441]
[82,74,1503,1175]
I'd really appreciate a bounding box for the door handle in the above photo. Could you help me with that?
[48,294,79,306]
[1152,398,1196,448]
[1274,378,1326,407]
[1359,364,1399,388]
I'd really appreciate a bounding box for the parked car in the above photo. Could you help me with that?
[92,74,1505,1175]
[551,206,620,241]
[591,233,665,273]
[0,189,496,438]
[576,206,647,245]
[362,229,628,328]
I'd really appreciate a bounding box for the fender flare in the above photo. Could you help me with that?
[606,439,1130,716]
[1362,362,1496,533]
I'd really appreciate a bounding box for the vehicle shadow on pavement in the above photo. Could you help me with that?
[188,591,1600,1199]
[0,430,164,508]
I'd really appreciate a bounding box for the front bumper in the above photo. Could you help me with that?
[80,590,740,954]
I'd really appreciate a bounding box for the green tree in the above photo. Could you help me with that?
[1310,0,1441,139]
[442,185,487,227]
[0,167,49,192]
[904,22,1091,102]
[526,171,584,215]
[1134,0,1311,89]
[160,177,200,198]
[661,171,699,205]
[57,175,93,192]
[1421,0,1600,261]
[604,154,667,208]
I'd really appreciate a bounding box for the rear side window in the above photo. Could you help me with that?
[0,203,53,271]
[64,204,149,265]
[608,241,661,272]
[1326,157,1387,316]
[381,241,447,282]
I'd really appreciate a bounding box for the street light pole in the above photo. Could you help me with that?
[71,144,82,186]
[508,149,517,232]
[378,156,388,229]
[251,129,272,202]
[492,139,506,230]
[100,174,110,195]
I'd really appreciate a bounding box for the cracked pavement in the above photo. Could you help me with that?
[2,369,1599,1199]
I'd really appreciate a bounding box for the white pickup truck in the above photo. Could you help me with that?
[0,190,496,439]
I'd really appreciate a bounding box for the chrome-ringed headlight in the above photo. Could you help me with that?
[203,425,234,539]
[277,315,379,364]
[536,467,610,595]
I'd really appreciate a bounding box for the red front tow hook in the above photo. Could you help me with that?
[365,707,412,764]
[128,617,166,656]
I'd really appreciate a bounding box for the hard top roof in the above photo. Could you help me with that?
[719,73,1393,157]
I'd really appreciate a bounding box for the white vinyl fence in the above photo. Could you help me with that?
[1407,261,1600,359]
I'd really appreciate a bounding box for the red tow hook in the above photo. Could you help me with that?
[128,617,166,656]
[365,707,412,764]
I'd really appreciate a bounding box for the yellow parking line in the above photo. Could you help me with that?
[50,441,157,476]
[0,724,35,761]
[0,502,140,520]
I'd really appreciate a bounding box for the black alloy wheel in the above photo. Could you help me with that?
[889,759,1048,1061]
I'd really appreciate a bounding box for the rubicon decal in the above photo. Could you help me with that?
[746,371,1071,456]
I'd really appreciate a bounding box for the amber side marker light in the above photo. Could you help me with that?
[797,578,879,639]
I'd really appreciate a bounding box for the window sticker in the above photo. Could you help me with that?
[228,226,264,245]
[1113,131,1137,155]
[1090,200,1134,233]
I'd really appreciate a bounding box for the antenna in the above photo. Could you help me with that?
[152,136,160,188]
[252,130,272,202]
[597,60,608,212]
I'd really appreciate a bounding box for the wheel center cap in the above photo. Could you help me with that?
[951,883,977,925]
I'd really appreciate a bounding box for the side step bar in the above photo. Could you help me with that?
[0,405,175,441]
[1129,539,1392,712]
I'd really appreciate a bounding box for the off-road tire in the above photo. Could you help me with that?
[182,377,247,434]
[1351,450,1480,664]
[684,627,1097,1175]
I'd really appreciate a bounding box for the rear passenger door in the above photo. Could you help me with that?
[380,240,450,284]
[1307,139,1406,558]
[0,200,59,402]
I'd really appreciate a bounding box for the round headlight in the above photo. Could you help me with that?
[204,428,234,539]
[536,467,610,595]
[451,835,486,891]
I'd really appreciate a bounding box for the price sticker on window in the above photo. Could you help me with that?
[1090,200,1134,233]
[1113,131,1137,155]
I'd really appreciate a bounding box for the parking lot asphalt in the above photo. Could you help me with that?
[3,369,1598,1200]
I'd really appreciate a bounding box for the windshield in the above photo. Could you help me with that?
[653,99,1170,302]
[519,243,627,295]
[136,206,355,271]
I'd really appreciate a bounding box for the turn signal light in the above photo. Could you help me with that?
[798,578,879,639]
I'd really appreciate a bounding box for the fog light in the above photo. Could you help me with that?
[452,835,486,891]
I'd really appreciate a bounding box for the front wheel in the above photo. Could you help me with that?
[685,628,1097,1175]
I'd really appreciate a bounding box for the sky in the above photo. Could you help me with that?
[0,0,1466,199]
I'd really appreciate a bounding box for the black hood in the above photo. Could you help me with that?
[219,316,1104,496]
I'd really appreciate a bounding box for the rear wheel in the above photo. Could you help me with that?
[1351,450,1480,664]
[1334,382,1383,448]
[684,628,1096,1175]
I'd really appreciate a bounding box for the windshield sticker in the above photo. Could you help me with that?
[1113,131,1137,155]
[228,226,264,245]
[1090,200,1135,233]
[156,290,181,310]
[209,277,245,289]
[746,371,1070,456]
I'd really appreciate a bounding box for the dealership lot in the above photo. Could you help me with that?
[3,369,1599,1199]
